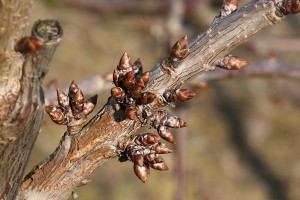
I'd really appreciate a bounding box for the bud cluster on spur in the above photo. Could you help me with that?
[45,81,97,134]
[110,40,196,182]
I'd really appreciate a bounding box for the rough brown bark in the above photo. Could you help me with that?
[16,0,299,199]
[0,1,63,199]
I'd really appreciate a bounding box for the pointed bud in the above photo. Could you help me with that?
[113,69,120,87]
[131,154,144,167]
[140,92,156,104]
[215,55,248,70]
[157,126,176,144]
[130,85,143,99]
[136,71,150,88]
[134,164,150,183]
[69,80,79,97]
[144,153,157,163]
[118,52,132,71]
[149,162,169,171]
[153,142,173,154]
[135,133,161,146]
[82,95,97,116]
[72,88,84,109]
[132,58,143,75]
[125,106,138,120]
[161,115,187,128]
[15,36,44,53]
[122,71,136,89]
[170,35,188,61]
[221,0,238,17]
[56,88,69,108]
[111,87,125,100]
[164,89,196,103]
[45,105,67,125]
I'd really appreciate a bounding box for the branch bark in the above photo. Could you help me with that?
[15,0,299,199]
[0,1,63,199]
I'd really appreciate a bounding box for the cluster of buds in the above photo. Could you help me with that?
[45,81,97,134]
[150,110,187,144]
[111,52,154,120]
[215,55,248,70]
[120,133,173,183]
[220,0,238,17]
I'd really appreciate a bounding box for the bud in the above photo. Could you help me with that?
[140,92,156,104]
[129,85,143,99]
[132,58,143,76]
[170,35,188,61]
[161,115,187,128]
[69,80,79,97]
[153,142,173,154]
[113,69,120,87]
[136,71,150,88]
[131,154,144,167]
[149,162,169,171]
[125,106,138,120]
[111,87,125,100]
[82,95,97,116]
[157,126,176,144]
[164,89,196,103]
[56,88,69,108]
[215,55,248,70]
[72,88,84,111]
[118,52,132,71]
[135,133,161,146]
[133,164,150,183]
[122,71,136,89]
[45,105,67,125]
[15,36,44,53]
[221,0,238,17]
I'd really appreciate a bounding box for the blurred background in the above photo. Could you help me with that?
[25,0,300,199]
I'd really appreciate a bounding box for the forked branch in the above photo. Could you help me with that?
[17,0,300,199]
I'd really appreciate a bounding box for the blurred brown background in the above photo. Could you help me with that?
[25,0,300,199]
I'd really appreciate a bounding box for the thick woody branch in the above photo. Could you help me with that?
[0,14,63,200]
[18,0,299,199]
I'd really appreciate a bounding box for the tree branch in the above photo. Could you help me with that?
[17,0,300,199]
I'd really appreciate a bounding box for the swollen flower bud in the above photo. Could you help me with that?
[170,35,188,61]
[133,164,150,183]
[122,71,136,89]
[111,87,125,100]
[125,106,138,120]
[140,92,156,104]
[215,55,248,70]
[157,126,176,144]
[118,52,132,71]
[15,36,44,53]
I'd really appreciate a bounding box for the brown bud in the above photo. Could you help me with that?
[56,88,69,108]
[82,95,97,116]
[15,36,44,53]
[149,162,169,171]
[130,85,143,99]
[136,71,150,88]
[45,105,67,125]
[140,92,156,104]
[170,35,188,61]
[281,0,300,14]
[161,115,187,128]
[157,126,176,144]
[122,71,136,89]
[111,87,125,100]
[72,88,84,109]
[132,58,143,75]
[221,0,238,17]
[135,133,161,146]
[165,89,196,103]
[133,164,150,183]
[153,142,173,154]
[131,154,144,167]
[144,153,157,163]
[113,69,120,87]
[118,52,132,71]
[216,55,248,70]
[125,106,138,120]
[69,80,79,97]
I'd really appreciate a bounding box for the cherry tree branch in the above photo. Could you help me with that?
[17,0,300,199]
